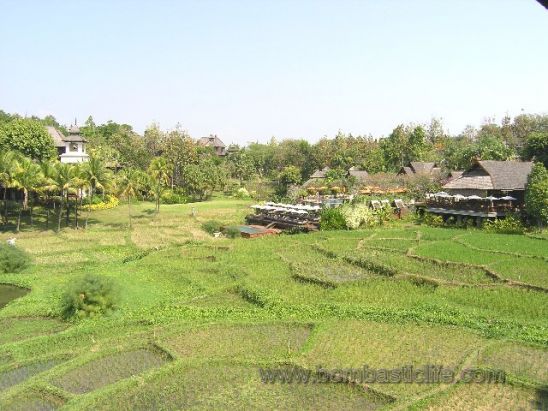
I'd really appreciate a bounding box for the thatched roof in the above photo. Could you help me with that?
[410,161,437,174]
[398,162,440,176]
[198,135,226,148]
[444,160,533,191]
[310,166,330,179]
[46,126,87,145]
[46,126,65,148]
[348,168,369,182]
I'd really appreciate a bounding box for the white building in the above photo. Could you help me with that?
[47,125,89,163]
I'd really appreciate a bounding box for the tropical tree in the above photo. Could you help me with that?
[39,160,58,230]
[13,157,43,231]
[0,118,56,161]
[0,151,18,225]
[80,157,112,228]
[148,157,171,213]
[51,162,77,231]
[117,168,141,228]
[525,162,548,227]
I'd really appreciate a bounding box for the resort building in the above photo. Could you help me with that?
[420,160,534,224]
[198,135,227,156]
[47,125,89,163]
[443,160,533,202]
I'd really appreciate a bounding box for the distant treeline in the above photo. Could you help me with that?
[0,110,547,185]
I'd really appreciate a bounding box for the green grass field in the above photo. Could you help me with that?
[0,198,546,410]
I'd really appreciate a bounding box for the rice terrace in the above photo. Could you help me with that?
[0,197,546,410]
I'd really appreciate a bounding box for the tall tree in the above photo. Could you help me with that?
[117,168,141,228]
[51,163,77,231]
[13,157,43,231]
[81,157,112,228]
[525,162,548,227]
[148,157,171,212]
[0,151,18,225]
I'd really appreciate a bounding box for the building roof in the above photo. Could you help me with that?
[310,167,330,179]
[46,126,66,148]
[443,160,533,191]
[198,135,226,148]
[410,161,437,174]
[46,125,87,145]
[348,168,369,182]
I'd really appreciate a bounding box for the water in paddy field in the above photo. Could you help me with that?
[0,284,28,309]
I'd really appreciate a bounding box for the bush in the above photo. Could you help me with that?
[161,189,189,205]
[484,215,525,234]
[223,226,241,239]
[320,208,347,230]
[0,244,31,273]
[340,204,377,229]
[234,187,250,199]
[202,220,223,235]
[61,274,120,320]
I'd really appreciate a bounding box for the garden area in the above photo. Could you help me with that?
[0,197,546,410]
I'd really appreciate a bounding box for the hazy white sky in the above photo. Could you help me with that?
[1,0,547,144]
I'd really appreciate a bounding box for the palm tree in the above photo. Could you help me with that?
[147,157,171,213]
[0,151,18,225]
[13,157,43,231]
[117,168,141,228]
[51,162,77,232]
[39,161,57,230]
[80,157,112,228]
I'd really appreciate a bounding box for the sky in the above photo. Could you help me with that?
[1,0,547,145]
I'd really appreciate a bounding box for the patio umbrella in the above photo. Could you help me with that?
[500,196,517,201]
[466,195,482,200]
[485,196,499,201]
[453,194,465,199]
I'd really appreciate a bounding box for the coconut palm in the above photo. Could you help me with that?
[12,157,43,231]
[51,162,78,231]
[39,160,58,230]
[80,157,112,228]
[148,157,171,213]
[0,151,18,225]
[117,168,141,228]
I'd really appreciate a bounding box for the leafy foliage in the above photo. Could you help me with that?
[319,208,347,230]
[61,274,120,319]
[0,244,31,273]
[525,162,548,226]
[0,118,56,161]
[484,215,525,234]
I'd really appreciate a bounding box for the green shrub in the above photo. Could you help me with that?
[340,204,377,229]
[484,215,525,235]
[161,189,189,205]
[201,220,223,235]
[0,244,31,273]
[223,226,241,239]
[320,208,347,230]
[234,187,250,199]
[61,274,120,320]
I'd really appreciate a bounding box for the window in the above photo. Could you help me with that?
[70,143,78,152]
